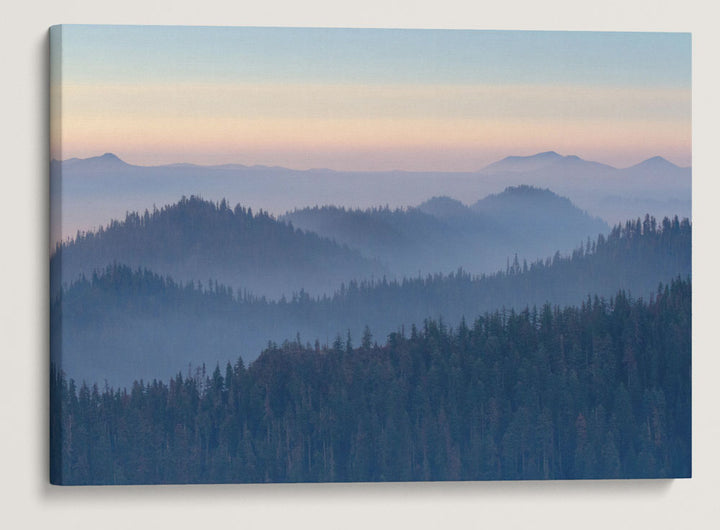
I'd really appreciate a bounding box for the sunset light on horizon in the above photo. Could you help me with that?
[51,25,691,171]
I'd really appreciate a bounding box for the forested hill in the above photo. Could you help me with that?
[470,185,608,258]
[52,196,385,299]
[283,186,608,276]
[51,277,691,484]
[53,216,691,387]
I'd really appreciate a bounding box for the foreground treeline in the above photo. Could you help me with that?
[51,278,691,484]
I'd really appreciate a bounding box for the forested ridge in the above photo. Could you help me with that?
[52,215,691,386]
[52,195,384,299]
[51,277,691,484]
[284,186,608,275]
[54,190,607,299]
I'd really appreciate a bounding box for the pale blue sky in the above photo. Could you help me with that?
[54,25,690,88]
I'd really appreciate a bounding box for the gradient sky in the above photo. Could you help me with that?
[51,25,691,170]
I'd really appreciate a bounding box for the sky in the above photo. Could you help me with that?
[50,25,691,171]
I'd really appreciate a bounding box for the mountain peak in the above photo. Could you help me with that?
[416,196,472,219]
[480,151,619,176]
[534,151,562,159]
[482,151,567,173]
[62,152,131,171]
[501,151,563,163]
[497,185,559,200]
[630,156,679,170]
[504,184,552,194]
[65,153,125,164]
[418,196,465,208]
[89,152,127,165]
[472,185,569,210]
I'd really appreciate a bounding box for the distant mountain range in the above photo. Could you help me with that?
[478,150,690,194]
[56,150,689,175]
[52,151,690,241]
[482,150,616,175]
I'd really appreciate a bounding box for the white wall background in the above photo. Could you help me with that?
[1,1,717,528]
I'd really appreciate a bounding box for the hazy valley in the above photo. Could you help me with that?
[51,151,690,245]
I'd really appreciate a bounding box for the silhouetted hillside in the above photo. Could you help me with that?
[283,204,493,275]
[416,196,476,221]
[471,185,608,259]
[52,196,384,298]
[284,187,608,276]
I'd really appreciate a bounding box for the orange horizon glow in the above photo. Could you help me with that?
[53,82,691,171]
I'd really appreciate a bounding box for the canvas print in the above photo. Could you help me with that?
[49,25,691,485]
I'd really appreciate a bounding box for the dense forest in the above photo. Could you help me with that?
[51,277,691,484]
[52,215,691,387]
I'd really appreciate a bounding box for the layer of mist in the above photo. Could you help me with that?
[51,151,691,242]
[52,216,691,387]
